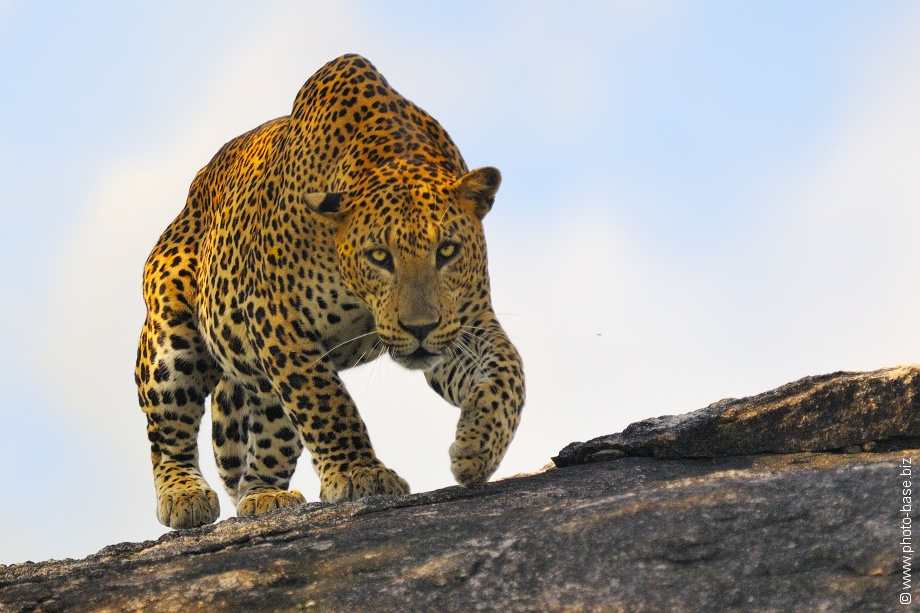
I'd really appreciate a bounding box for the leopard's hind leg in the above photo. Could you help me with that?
[212,381,306,515]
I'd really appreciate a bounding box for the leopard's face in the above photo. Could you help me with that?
[308,165,501,370]
[343,221,468,371]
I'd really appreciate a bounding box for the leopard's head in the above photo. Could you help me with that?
[305,163,501,370]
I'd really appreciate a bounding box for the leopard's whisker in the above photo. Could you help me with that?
[309,331,379,369]
[450,334,487,377]
[457,328,502,358]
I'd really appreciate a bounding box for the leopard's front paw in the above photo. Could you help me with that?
[449,438,500,487]
[237,489,306,516]
[157,486,220,529]
[319,461,410,503]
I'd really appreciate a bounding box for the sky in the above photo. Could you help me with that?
[2,1,919,565]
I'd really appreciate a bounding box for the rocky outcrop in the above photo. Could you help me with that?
[555,364,920,465]
[2,366,917,612]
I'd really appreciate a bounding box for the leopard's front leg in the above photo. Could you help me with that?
[271,357,410,503]
[137,308,222,529]
[427,315,525,486]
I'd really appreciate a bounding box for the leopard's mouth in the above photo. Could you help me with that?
[390,346,443,370]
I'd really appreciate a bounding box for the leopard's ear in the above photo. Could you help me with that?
[456,167,501,220]
[303,192,346,215]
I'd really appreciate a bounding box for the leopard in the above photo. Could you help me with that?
[135,54,525,529]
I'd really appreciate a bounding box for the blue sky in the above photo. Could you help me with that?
[2,1,919,564]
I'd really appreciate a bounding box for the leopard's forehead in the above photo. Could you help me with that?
[345,165,471,252]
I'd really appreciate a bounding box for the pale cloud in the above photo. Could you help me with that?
[733,3,920,373]
[797,15,920,244]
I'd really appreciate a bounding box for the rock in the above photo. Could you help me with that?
[555,364,920,466]
[0,452,908,612]
[1,366,915,612]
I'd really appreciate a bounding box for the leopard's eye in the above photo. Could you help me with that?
[365,248,394,272]
[436,242,459,268]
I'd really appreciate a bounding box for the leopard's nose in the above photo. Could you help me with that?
[398,319,440,342]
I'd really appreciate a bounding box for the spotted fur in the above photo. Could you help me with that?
[135,54,525,529]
